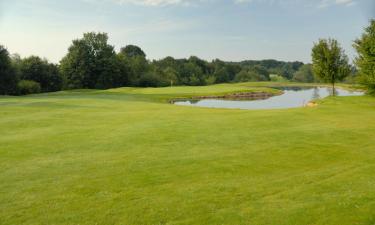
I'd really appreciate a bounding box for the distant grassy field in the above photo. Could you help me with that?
[0,82,374,225]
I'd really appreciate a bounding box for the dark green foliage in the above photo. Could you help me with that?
[17,80,41,95]
[354,20,375,93]
[312,38,351,89]
[212,59,241,83]
[138,72,169,87]
[20,56,62,92]
[118,45,150,86]
[293,64,315,83]
[238,59,303,80]
[0,45,18,95]
[56,33,306,89]
[235,65,270,82]
[60,32,125,89]
[2,32,312,93]
[120,45,146,58]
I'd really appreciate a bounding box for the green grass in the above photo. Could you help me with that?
[0,82,374,225]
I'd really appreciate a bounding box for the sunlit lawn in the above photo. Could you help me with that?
[0,82,374,225]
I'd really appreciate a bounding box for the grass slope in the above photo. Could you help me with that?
[0,82,374,225]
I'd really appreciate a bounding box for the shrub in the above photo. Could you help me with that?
[235,70,269,82]
[138,72,168,87]
[270,74,289,82]
[17,80,41,95]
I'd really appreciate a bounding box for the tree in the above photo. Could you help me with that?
[119,45,149,86]
[353,19,375,93]
[180,62,205,86]
[312,38,351,93]
[0,45,18,95]
[120,45,146,58]
[20,56,62,92]
[292,64,314,83]
[234,68,269,82]
[60,32,122,89]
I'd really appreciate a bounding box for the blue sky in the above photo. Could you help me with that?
[0,0,374,63]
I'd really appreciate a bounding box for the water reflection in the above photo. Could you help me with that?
[173,86,363,110]
[312,87,320,100]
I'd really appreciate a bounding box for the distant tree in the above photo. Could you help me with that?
[292,64,314,83]
[10,53,22,78]
[20,56,62,92]
[188,56,210,75]
[0,45,18,95]
[137,71,169,87]
[234,67,269,82]
[250,65,270,80]
[343,65,358,84]
[270,74,289,82]
[180,62,205,85]
[353,19,375,93]
[213,67,231,83]
[162,67,178,86]
[312,38,351,92]
[116,53,131,86]
[279,64,294,80]
[120,45,146,58]
[60,32,121,89]
[239,60,302,80]
[119,45,149,86]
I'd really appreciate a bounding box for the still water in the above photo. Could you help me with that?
[173,87,363,110]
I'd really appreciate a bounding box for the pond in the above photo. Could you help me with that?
[173,86,364,110]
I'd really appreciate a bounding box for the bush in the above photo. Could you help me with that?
[137,72,168,87]
[17,80,41,95]
[205,75,216,85]
[292,64,314,83]
[270,74,289,82]
[20,56,63,92]
[235,70,268,82]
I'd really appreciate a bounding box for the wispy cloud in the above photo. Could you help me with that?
[83,0,206,7]
[234,0,357,8]
[318,0,357,8]
[83,0,357,7]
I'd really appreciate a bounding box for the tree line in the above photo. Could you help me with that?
[0,19,374,95]
[0,33,306,95]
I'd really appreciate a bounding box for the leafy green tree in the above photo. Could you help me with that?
[353,19,375,93]
[60,32,122,89]
[292,64,314,83]
[312,38,351,92]
[162,67,178,86]
[0,45,18,95]
[213,67,230,83]
[119,45,149,86]
[116,53,131,86]
[20,56,62,92]
[120,45,146,58]
[181,62,205,86]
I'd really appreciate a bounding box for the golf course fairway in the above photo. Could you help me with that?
[0,82,374,225]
